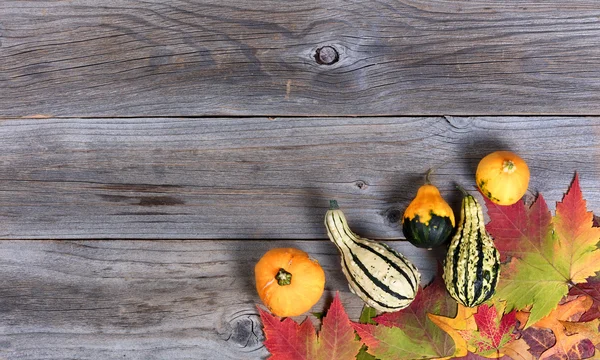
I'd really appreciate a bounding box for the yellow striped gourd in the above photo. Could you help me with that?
[325,200,420,312]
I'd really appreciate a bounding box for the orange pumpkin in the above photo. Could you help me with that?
[476,150,530,206]
[255,248,325,317]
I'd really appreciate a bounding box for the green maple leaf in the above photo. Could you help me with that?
[486,174,600,326]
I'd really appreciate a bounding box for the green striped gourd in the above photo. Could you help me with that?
[442,191,500,307]
[325,200,420,312]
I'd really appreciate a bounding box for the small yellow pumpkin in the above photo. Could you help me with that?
[476,150,530,206]
[255,247,325,317]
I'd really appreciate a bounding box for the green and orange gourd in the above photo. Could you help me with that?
[402,170,456,249]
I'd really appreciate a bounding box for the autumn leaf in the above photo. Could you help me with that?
[533,295,592,359]
[561,319,600,351]
[355,346,377,360]
[429,304,478,358]
[517,327,554,359]
[259,312,317,360]
[500,337,535,360]
[259,292,362,360]
[553,175,600,285]
[569,274,600,322]
[356,306,378,360]
[429,302,516,359]
[353,272,458,359]
[451,352,511,360]
[359,305,378,325]
[486,174,600,326]
[470,304,517,357]
[516,295,597,360]
[485,191,553,263]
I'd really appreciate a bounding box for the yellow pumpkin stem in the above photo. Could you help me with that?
[502,160,516,173]
[276,268,292,286]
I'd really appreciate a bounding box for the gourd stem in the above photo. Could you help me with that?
[276,268,292,286]
[456,184,469,197]
[425,168,434,184]
[329,200,339,210]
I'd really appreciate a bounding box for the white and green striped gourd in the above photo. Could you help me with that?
[325,200,420,312]
[443,190,500,307]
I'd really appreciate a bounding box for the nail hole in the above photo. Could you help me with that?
[314,46,339,65]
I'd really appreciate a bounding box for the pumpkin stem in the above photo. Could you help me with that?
[276,268,292,286]
[502,160,516,174]
[329,200,339,210]
[425,168,434,184]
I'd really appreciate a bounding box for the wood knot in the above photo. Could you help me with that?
[384,207,402,225]
[355,180,368,190]
[315,46,339,65]
[218,310,264,351]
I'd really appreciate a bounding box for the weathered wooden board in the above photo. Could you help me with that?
[0,239,438,360]
[2,1,600,117]
[0,116,598,239]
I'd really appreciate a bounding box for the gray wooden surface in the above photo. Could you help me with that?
[0,117,598,359]
[0,240,438,360]
[2,1,600,359]
[2,0,600,117]
[0,117,598,240]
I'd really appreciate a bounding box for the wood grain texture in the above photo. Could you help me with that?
[2,0,600,117]
[0,239,438,360]
[0,116,598,239]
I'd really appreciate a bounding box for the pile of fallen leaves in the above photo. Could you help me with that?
[258,175,600,359]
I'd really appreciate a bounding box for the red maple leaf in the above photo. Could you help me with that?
[484,191,552,263]
[259,292,362,360]
[472,304,517,353]
[485,174,600,326]
[352,267,457,359]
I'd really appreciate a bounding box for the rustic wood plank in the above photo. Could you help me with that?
[0,239,438,359]
[0,116,598,239]
[2,1,600,117]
